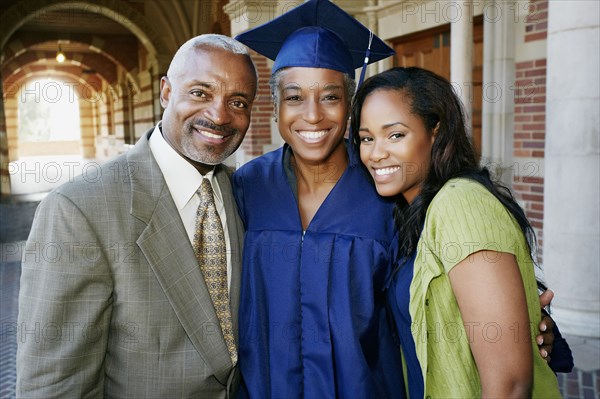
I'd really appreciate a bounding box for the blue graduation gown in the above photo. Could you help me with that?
[233,144,404,398]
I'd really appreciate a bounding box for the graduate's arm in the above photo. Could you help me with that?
[449,250,532,398]
[537,289,555,362]
[537,290,574,372]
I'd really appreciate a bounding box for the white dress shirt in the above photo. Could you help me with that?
[149,123,232,290]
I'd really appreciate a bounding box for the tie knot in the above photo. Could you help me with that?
[198,179,215,205]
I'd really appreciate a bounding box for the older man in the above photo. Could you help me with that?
[17,34,257,398]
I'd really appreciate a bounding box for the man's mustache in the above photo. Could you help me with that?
[189,118,238,136]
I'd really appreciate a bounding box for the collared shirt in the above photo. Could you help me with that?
[149,123,232,290]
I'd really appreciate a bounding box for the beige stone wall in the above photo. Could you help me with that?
[4,96,18,162]
[0,74,10,194]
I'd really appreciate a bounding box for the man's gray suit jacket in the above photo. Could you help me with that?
[16,129,244,398]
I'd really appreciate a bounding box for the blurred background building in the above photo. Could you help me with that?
[0,1,598,397]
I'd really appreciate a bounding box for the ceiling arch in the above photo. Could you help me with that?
[3,32,137,73]
[0,0,169,63]
[3,49,118,85]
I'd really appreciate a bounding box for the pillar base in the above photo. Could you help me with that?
[551,306,600,339]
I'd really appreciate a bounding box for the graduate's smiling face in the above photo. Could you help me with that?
[275,67,349,164]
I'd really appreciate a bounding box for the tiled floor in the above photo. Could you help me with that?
[0,260,19,399]
[1,193,39,399]
[1,198,599,398]
[558,334,600,399]
[556,369,600,399]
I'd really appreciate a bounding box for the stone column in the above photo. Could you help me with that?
[544,1,599,337]
[450,0,473,133]
[4,95,18,161]
[0,73,11,195]
[480,0,515,185]
[79,97,96,158]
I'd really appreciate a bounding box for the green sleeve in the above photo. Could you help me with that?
[422,179,528,274]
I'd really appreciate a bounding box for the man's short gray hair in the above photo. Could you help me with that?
[167,34,257,81]
[177,34,250,56]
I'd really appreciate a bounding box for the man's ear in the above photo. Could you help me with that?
[159,76,171,109]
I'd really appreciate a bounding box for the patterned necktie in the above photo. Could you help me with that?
[193,178,237,365]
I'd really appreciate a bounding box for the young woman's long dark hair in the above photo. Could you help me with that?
[351,67,540,280]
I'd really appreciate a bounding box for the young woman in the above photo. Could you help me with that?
[353,67,563,398]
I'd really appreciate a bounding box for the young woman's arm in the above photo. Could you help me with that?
[449,250,533,398]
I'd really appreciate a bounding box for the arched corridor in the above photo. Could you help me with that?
[0,0,180,195]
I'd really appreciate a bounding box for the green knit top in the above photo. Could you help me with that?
[409,178,561,398]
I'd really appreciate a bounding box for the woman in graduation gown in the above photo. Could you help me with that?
[232,1,563,397]
[232,1,404,397]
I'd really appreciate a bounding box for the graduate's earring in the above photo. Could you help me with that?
[431,122,440,144]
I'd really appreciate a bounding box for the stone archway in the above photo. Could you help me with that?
[5,69,109,162]
[0,0,171,194]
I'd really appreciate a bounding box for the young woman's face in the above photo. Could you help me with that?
[275,67,349,164]
[358,89,434,203]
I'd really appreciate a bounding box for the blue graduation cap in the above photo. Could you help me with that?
[235,0,394,83]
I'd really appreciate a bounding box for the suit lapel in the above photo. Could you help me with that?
[128,131,232,383]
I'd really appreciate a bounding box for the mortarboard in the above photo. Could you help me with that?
[235,0,394,82]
